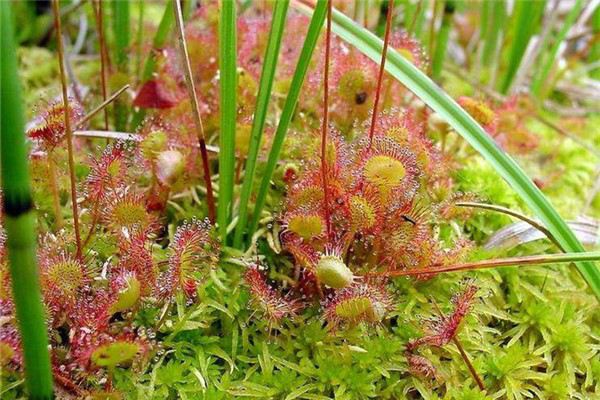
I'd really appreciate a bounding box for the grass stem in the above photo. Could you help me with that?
[0,3,54,396]
[218,0,238,242]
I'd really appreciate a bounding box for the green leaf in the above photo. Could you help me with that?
[249,0,328,244]
[218,0,237,242]
[499,0,545,94]
[531,0,583,98]
[294,2,600,300]
[234,0,290,249]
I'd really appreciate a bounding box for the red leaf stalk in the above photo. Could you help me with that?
[321,0,333,238]
[367,0,395,150]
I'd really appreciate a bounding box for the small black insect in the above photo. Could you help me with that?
[355,91,368,105]
[401,215,416,225]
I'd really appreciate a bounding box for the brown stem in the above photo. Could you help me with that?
[367,0,394,150]
[321,0,333,238]
[172,0,216,223]
[408,0,423,35]
[431,300,485,391]
[378,252,600,277]
[452,337,486,390]
[75,84,130,129]
[93,0,110,131]
[455,201,565,252]
[52,0,82,259]
[48,153,64,230]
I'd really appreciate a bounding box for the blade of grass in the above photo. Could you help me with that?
[135,0,145,81]
[172,0,216,222]
[531,0,584,98]
[218,0,237,242]
[481,0,505,68]
[233,0,290,248]
[294,0,600,300]
[111,0,130,130]
[499,0,545,94]
[590,6,600,79]
[248,0,328,245]
[130,3,174,130]
[0,2,54,397]
[431,0,455,81]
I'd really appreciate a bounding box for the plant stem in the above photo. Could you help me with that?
[456,201,564,251]
[172,0,216,222]
[233,0,290,249]
[92,0,109,131]
[111,0,130,130]
[382,251,600,277]
[218,0,238,242]
[135,0,145,83]
[367,0,394,149]
[531,0,583,98]
[52,0,83,260]
[431,300,485,391]
[0,3,54,397]
[75,84,130,129]
[431,0,454,81]
[499,0,545,94]
[452,336,485,390]
[321,0,333,238]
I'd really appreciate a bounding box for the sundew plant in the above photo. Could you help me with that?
[1,0,600,399]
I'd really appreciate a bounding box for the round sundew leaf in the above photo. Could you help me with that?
[0,342,15,365]
[364,155,406,189]
[316,255,354,289]
[288,214,324,241]
[335,296,372,320]
[109,276,141,314]
[91,341,140,368]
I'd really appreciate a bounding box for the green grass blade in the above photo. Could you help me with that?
[248,0,328,245]
[499,0,545,94]
[590,6,600,79]
[130,3,175,130]
[531,0,583,98]
[481,0,505,67]
[218,0,237,242]
[431,0,454,80]
[295,2,600,300]
[0,3,54,397]
[233,0,290,249]
[111,0,130,130]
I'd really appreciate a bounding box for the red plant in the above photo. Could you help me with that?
[157,219,219,299]
[26,96,85,151]
[244,263,302,326]
[323,280,391,331]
